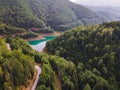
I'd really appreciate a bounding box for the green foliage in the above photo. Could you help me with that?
[34,53,78,90]
[38,64,56,90]
[0,23,25,35]
[18,31,38,39]
[46,21,120,89]
[36,85,51,90]
[34,53,56,90]
[83,84,91,90]
[35,0,108,31]
[93,81,111,90]
[0,23,39,39]
[0,38,35,89]
[7,37,34,55]
[0,0,44,28]
[70,3,107,25]
[0,0,108,31]
[49,56,78,90]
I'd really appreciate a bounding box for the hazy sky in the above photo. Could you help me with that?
[69,0,120,7]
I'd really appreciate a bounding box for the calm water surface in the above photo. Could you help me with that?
[29,36,56,52]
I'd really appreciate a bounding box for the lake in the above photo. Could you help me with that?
[29,35,56,52]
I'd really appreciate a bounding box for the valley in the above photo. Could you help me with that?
[0,0,120,90]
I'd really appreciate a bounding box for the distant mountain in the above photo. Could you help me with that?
[88,6,120,15]
[96,11,120,21]
[87,6,120,21]
[0,0,108,31]
[69,3,107,25]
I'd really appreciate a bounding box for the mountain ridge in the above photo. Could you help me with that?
[0,0,109,31]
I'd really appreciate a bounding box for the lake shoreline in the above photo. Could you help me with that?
[29,35,57,52]
[26,33,54,41]
[26,32,61,41]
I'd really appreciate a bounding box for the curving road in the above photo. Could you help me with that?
[31,65,41,90]
[6,43,42,90]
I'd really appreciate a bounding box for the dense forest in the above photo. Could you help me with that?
[0,0,120,90]
[0,23,39,39]
[0,0,45,28]
[33,52,78,90]
[0,0,111,31]
[0,38,35,89]
[46,21,120,90]
[1,0,119,40]
[0,37,60,90]
[1,21,120,90]
[0,37,56,89]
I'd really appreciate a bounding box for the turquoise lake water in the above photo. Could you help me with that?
[29,35,56,45]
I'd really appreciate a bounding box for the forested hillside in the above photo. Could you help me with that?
[0,23,38,39]
[1,0,120,89]
[1,21,120,90]
[0,0,45,28]
[0,0,109,31]
[46,21,120,90]
[0,37,67,90]
[0,38,35,89]
[27,0,107,30]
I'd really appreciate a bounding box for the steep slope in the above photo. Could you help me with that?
[46,21,120,89]
[0,0,45,28]
[0,0,108,31]
[69,3,107,25]
[27,0,82,30]
[28,0,108,30]
[0,38,35,89]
